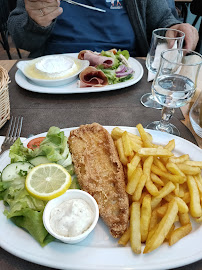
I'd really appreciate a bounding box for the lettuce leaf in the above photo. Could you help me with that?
[10,208,54,247]
[0,178,53,246]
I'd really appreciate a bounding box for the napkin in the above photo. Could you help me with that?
[147,41,178,82]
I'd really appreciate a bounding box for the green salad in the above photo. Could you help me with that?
[97,49,134,85]
[0,126,79,246]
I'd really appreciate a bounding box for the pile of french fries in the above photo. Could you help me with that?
[111,124,202,254]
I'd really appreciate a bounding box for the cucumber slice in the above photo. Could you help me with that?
[1,162,34,182]
[29,156,50,166]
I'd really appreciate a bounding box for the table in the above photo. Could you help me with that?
[0,59,202,270]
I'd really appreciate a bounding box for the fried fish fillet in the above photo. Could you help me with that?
[68,123,129,238]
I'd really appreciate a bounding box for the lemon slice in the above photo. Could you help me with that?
[25,163,71,200]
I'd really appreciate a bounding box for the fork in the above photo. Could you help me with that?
[0,116,23,155]
[61,0,106,12]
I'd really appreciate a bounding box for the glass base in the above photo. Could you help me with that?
[140,93,162,110]
[146,121,180,136]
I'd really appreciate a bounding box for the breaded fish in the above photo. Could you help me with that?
[68,123,129,238]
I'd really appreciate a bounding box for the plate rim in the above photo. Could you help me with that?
[0,126,202,270]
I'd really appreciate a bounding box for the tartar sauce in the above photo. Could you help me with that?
[50,199,94,237]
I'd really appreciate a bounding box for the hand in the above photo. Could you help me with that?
[25,0,63,27]
[169,23,199,51]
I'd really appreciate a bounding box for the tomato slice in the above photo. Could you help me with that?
[27,137,45,150]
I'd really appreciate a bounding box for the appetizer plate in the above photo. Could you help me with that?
[15,54,144,94]
[0,126,202,270]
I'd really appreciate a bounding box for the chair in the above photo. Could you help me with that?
[0,0,21,59]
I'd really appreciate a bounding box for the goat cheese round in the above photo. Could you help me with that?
[35,56,77,78]
[50,198,94,237]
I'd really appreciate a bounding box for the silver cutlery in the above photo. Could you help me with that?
[0,116,23,155]
[61,0,106,13]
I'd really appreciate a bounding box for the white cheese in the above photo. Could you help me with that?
[35,56,77,78]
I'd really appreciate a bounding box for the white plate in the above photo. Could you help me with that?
[15,54,144,94]
[0,126,202,270]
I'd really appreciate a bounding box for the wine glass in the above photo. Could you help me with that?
[140,28,185,110]
[146,49,202,136]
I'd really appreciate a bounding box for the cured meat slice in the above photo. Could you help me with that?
[78,50,114,68]
[78,66,108,87]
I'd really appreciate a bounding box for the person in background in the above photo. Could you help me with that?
[7,0,199,58]
[190,0,202,53]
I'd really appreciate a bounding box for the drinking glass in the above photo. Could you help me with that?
[140,28,185,110]
[189,90,202,138]
[146,49,202,136]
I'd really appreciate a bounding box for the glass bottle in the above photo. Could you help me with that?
[189,91,202,138]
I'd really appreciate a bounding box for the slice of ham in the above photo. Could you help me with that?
[78,66,108,87]
[78,50,114,68]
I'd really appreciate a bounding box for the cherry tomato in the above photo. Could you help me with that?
[27,137,45,150]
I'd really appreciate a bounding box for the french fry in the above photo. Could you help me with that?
[165,224,175,241]
[178,184,185,198]
[151,182,175,210]
[177,164,201,175]
[184,161,202,168]
[130,202,141,254]
[143,156,159,196]
[151,164,185,184]
[174,197,189,213]
[164,139,175,151]
[116,138,128,165]
[111,127,125,140]
[149,209,159,231]
[194,175,202,193]
[138,148,173,158]
[140,194,152,242]
[111,127,143,144]
[169,154,189,164]
[136,123,154,148]
[187,175,202,218]
[147,224,158,243]
[174,183,179,196]
[132,174,147,201]
[182,192,190,204]
[160,140,175,165]
[150,173,165,186]
[144,199,178,253]
[153,157,167,172]
[169,223,192,246]
[130,139,142,152]
[139,191,149,205]
[127,154,141,179]
[166,162,185,178]
[122,131,133,157]
[126,167,142,195]
[179,212,190,226]
[164,193,175,202]
[118,227,130,246]
[156,203,168,217]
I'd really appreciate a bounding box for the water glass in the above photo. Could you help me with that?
[140,28,185,109]
[146,49,202,136]
[189,90,202,138]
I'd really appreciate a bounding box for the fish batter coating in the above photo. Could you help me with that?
[68,123,129,238]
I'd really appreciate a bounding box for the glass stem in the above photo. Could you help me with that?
[158,107,175,132]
